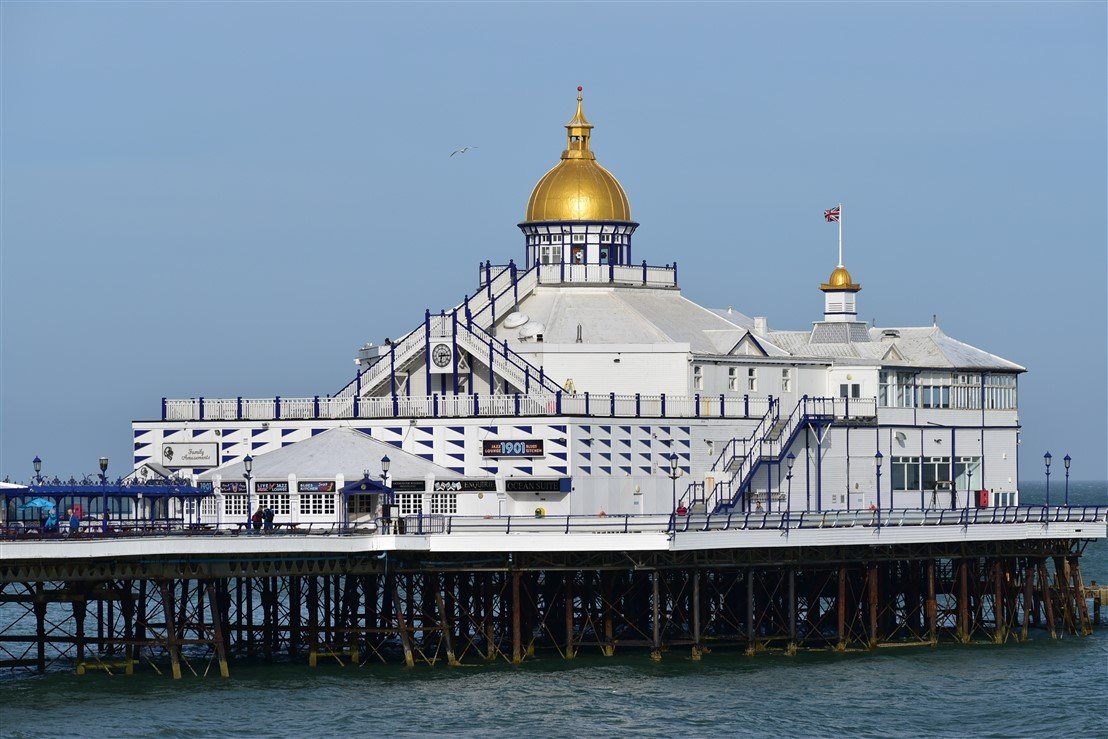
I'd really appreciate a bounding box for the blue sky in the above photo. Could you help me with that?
[2,2,1105,482]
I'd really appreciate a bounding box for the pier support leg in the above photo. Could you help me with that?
[957,560,970,644]
[691,569,703,661]
[836,566,847,652]
[307,577,319,666]
[993,560,1007,644]
[73,595,87,675]
[1053,557,1077,635]
[392,587,415,668]
[511,571,522,665]
[926,560,938,646]
[787,568,797,656]
[650,570,662,662]
[159,582,182,680]
[1070,557,1092,636]
[745,568,756,656]
[867,563,879,649]
[435,590,460,667]
[564,574,576,660]
[1038,560,1058,639]
[602,571,615,657]
[206,582,230,678]
[1021,564,1033,642]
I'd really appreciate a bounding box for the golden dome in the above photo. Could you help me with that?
[821,265,861,292]
[523,88,632,223]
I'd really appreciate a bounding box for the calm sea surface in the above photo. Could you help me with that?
[1,481,1105,738]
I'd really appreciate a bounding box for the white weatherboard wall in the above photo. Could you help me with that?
[516,343,689,395]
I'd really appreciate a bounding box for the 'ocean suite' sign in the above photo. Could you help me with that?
[161,443,218,468]
[482,440,544,458]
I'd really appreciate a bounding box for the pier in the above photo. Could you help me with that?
[1,508,1103,677]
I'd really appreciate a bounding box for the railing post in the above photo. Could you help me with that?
[609,259,615,283]
[560,260,565,283]
[474,393,480,415]
[695,393,701,418]
[161,397,167,421]
[719,393,725,417]
[275,395,281,419]
[514,393,521,416]
[642,259,648,285]
[392,393,399,417]
[525,365,530,393]
[313,395,320,419]
[485,260,492,289]
[433,393,440,417]
[610,392,616,416]
[584,391,590,415]
[744,394,750,417]
[199,396,205,421]
[539,366,545,389]
[425,309,432,396]
[556,391,563,415]
[353,394,360,417]
[660,393,666,417]
[635,393,641,418]
[452,309,460,395]
[672,260,678,286]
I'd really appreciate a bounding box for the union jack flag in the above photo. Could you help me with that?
[824,206,841,222]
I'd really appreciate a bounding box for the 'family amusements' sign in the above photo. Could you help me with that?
[161,443,218,468]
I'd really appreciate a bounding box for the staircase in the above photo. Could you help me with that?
[333,262,559,399]
[682,397,873,515]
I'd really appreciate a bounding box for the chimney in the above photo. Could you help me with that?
[753,317,768,334]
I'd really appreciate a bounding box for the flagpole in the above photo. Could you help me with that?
[837,202,843,267]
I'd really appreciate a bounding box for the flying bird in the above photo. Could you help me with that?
[450,146,477,157]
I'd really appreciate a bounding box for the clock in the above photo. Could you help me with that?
[432,344,452,368]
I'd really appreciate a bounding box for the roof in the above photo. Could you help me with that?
[199,428,468,482]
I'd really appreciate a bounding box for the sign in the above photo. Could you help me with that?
[433,479,497,492]
[256,481,289,493]
[391,480,427,492]
[198,481,214,493]
[506,479,568,493]
[482,439,545,458]
[298,481,336,493]
[220,481,247,493]
[161,443,218,468]
[429,342,454,374]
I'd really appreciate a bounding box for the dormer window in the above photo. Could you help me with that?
[693,365,704,391]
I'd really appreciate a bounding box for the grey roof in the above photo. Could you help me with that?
[199,428,467,482]
[508,288,791,356]
[763,325,1024,371]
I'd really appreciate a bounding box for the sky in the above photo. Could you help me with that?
[1,2,1105,483]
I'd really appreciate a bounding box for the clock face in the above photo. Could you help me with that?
[432,344,452,368]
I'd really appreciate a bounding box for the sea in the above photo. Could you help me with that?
[1,481,1105,738]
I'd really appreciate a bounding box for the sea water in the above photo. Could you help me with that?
[1,482,1105,738]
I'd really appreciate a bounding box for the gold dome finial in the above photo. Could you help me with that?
[522,86,632,223]
[821,265,861,292]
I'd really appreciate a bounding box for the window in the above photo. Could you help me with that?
[540,245,562,265]
[396,493,423,515]
[223,495,248,516]
[922,457,952,492]
[571,233,585,243]
[747,368,757,392]
[430,493,458,514]
[985,374,1017,410]
[892,457,921,491]
[693,365,704,391]
[201,498,219,517]
[838,383,860,399]
[728,367,739,391]
[954,457,981,490]
[299,494,335,516]
[919,372,952,409]
[600,234,612,243]
[781,368,791,392]
[257,493,291,515]
[347,495,375,514]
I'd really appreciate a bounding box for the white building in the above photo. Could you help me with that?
[135,89,1024,527]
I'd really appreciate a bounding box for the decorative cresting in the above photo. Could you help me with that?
[523,87,632,223]
[820,265,861,293]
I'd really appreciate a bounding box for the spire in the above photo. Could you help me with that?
[563,86,595,161]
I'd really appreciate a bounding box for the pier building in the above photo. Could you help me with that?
[1,89,1103,676]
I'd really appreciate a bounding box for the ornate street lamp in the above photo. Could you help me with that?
[1063,454,1071,507]
[1043,452,1051,508]
[99,456,109,484]
[243,454,254,530]
[32,456,42,485]
[785,452,795,528]
[667,452,682,533]
[875,450,884,529]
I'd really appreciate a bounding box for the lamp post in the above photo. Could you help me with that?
[1043,452,1051,509]
[967,464,974,510]
[1063,454,1071,507]
[785,452,795,529]
[32,456,43,485]
[667,452,682,533]
[243,454,254,530]
[875,450,883,529]
[380,455,391,532]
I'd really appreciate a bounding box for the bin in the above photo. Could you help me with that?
[976,489,989,508]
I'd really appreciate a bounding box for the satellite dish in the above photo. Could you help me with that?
[518,321,546,341]
[504,312,529,329]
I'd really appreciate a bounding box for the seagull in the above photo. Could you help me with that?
[450,146,477,157]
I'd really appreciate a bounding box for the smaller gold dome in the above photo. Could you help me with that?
[821,265,861,292]
[523,88,632,223]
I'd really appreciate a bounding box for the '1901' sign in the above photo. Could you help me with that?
[482,440,544,458]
